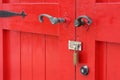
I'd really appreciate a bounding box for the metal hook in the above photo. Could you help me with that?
[74,15,92,27]
[38,14,65,24]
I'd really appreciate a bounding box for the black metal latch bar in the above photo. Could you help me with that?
[0,10,27,18]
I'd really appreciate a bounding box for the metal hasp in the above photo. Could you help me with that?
[68,40,82,51]
[74,15,92,27]
[68,40,82,65]
[38,14,65,24]
[0,10,27,18]
[80,65,89,76]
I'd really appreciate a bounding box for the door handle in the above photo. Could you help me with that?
[0,10,27,18]
[38,14,65,24]
[74,15,92,27]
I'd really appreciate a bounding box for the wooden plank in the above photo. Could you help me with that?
[95,42,107,80]
[45,0,75,80]
[3,30,20,80]
[95,4,120,43]
[21,32,46,80]
[46,36,60,80]
[21,32,32,80]
[76,0,96,80]
[2,4,59,36]
[107,43,120,80]
[46,35,75,80]
[0,29,3,80]
[32,34,45,80]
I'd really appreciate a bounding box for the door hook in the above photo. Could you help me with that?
[74,15,92,27]
[38,14,65,24]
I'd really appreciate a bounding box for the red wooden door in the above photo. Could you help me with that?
[0,0,76,80]
[76,0,120,80]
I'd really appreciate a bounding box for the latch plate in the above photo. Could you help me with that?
[68,40,82,51]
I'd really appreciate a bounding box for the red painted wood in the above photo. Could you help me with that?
[0,29,3,80]
[1,0,75,80]
[96,0,108,3]
[1,0,120,80]
[45,0,76,80]
[0,4,3,79]
[20,0,43,3]
[0,1,1,3]
[3,30,20,80]
[0,5,2,28]
[95,4,120,80]
[108,0,120,2]
[96,0,120,3]
[94,42,120,80]
[76,0,96,80]
[2,4,23,31]
[2,0,20,3]
[107,43,120,80]
[21,33,45,80]
[2,4,59,36]
[96,4,120,43]
[32,34,45,80]
[21,33,33,80]
[46,36,60,80]
[95,42,107,80]
[77,0,120,80]
[44,0,58,2]
[46,34,75,80]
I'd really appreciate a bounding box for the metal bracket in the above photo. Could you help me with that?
[68,40,82,51]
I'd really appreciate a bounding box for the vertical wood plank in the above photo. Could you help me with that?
[21,32,32,80]
[21,33,46,80]
[0,29,3,80]
[46,35,75,80]
[44,0,75,80]
[95,42,107,80]
[32,34,45,80]
[3,30,20,80]
[46,36,61,80]
[107,43,120,80]
[0,7,2,80]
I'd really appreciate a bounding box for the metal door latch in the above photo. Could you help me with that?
[68,40,82,51]
[68,40,82,65]
[74,15,92,27]
[38,14,65,24]
[0,10,27,18]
